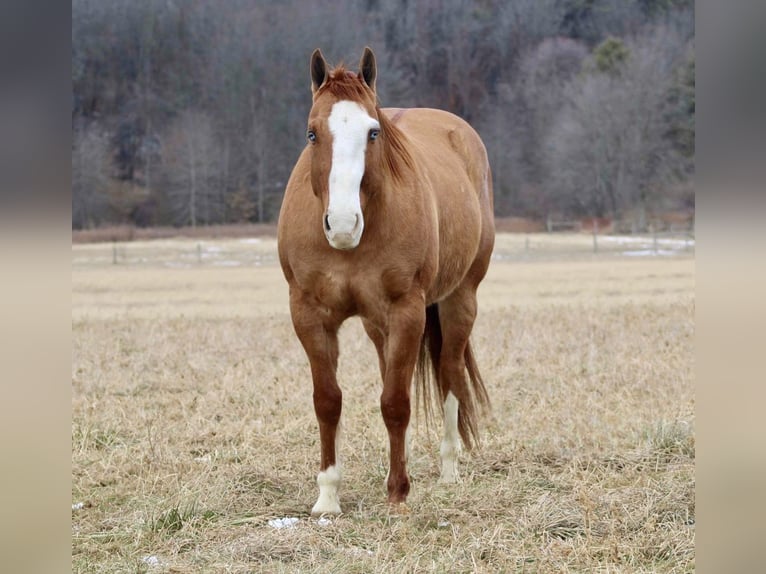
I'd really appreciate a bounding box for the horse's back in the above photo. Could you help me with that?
[383,108,494,300]
[383,108,488,182]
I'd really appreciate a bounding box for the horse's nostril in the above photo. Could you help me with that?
[324,214,331,232]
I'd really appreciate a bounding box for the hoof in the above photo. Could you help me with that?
[311,502,341,517]
[388,502,410,515]
[439,458,460,484]
[438,472,460,484]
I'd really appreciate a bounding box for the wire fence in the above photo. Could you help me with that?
[492,230,695,262]
[72,237,279,269]
[71,231,695,269]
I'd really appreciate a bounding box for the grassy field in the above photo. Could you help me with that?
[72,234,694,573]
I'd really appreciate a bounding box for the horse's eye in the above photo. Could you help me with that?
[369,128,380,141]
[307,130,317,143]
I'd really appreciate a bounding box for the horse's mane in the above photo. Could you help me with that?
[318,66,415,182]
[377,111,415,182]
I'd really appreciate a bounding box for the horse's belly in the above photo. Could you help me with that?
[427,231,481,304]
[424,185,483,304]
[427,257,474,304]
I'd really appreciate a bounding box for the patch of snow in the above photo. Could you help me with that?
[213,260,242,267]
[72,502,85,511]
[346,547,374,557]
[268,517,300,529]
[317,517,332,526]
[602,236,694,247]
[142,555,161,567]
[239,238,262,244]
[622,249,678,257]
[438,520,450,527]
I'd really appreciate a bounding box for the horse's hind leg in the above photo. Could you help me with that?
[436,285,480,483]
[289,288,343,516]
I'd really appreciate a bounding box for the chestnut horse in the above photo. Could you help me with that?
[277,47,494,515]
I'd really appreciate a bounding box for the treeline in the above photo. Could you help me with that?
[72,0,694,229]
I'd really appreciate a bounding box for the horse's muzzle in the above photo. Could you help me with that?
[324,212,363,250]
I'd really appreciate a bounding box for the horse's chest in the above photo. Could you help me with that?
[297,263,414,320]
[303,270,355,313]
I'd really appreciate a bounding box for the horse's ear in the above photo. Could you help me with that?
[311,49,328,95]
[359,46,377,93]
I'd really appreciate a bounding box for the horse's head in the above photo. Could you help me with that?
[306,47,382,250]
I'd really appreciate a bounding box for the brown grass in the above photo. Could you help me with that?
[72,235,694,573]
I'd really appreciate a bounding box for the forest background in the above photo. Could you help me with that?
[71,0,694,230]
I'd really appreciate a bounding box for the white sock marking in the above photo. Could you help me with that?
[312,417,342,515]
[439,391,461,483]
[312,464,342,516]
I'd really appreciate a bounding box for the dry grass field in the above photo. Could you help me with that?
[72,234,694,573]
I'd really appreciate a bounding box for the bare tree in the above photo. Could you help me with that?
[516,37,588,201]
[72,123,111,228]
[545,25,690,223]
[161,110,223,227]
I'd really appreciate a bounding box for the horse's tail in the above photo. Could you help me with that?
[415,303,490,450]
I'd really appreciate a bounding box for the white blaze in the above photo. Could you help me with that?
[325,100,379,250]
[439,391,461,483]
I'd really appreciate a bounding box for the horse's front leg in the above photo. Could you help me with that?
[289,288,343,516]
[380,291,426,506]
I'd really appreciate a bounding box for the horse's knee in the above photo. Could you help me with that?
[380,391,410,434]
[313,386,342,425]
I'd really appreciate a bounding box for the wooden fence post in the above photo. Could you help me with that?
[592,218,598,253]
